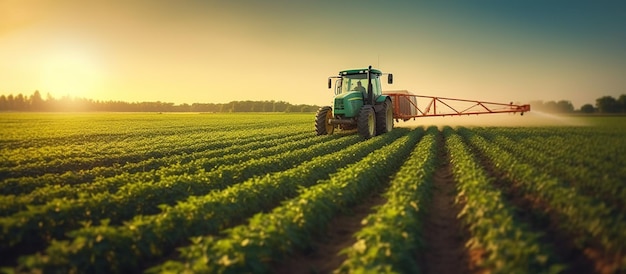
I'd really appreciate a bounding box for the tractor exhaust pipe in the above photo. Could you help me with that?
[367,65,373,105]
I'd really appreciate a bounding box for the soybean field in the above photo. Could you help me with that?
[1,113,625,273]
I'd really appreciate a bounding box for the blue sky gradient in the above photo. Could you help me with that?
[1,0,624,108]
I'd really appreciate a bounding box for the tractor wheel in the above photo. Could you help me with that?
[357,105,376,139]
[376,100,394,135]
[315,106,334,135]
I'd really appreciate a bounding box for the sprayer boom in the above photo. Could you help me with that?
[384,92,530,121]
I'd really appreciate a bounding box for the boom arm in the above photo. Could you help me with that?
[385,93,530,121]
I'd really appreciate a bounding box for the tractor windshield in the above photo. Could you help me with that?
[338,74,382,96]
[340,74,368,94]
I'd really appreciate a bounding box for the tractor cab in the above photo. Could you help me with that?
[328,68,391,119]
[333,71,380,96]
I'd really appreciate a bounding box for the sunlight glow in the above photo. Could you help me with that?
[1,1,625,106]
[39,47,103,98]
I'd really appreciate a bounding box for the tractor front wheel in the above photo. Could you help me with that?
[357,106,376,139]
[376,99,394,135]
[315,106,334,135]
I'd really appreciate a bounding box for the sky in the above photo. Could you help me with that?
[1,0,625,108]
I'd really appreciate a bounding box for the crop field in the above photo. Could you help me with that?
[1,113,625,273]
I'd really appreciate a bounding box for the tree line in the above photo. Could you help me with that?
[1,91,624,114]
[0,91,320,113]
[529,94,626,114]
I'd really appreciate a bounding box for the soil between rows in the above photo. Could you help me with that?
[273,131,475,274]
[418,135,472,274]
[271,189,388,274]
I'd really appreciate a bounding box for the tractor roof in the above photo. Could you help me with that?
[340,68,382,76]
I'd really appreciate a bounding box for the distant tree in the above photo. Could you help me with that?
[262,101,270,112]
[0,91,319,112]
[618,94,626,113]
[273,101,289,112]
[15,94,27,111]
[596,96,619,113]
[297,105,307,112]
[6,94,15,110]
[30,90,44,111]
[556,100,574,113]
[177,103,191,112]
[221,102,234,112]
[0,95,7,110]
[580,104,595,113]
[542,101,557,112]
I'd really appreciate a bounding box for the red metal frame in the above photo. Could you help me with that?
[385,93,530,120]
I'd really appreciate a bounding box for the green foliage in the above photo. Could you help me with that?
[336,126,438,273]
[448,127,565,273]
[147,128,423,273]
[458,126,626,270]
[1,114,625,273]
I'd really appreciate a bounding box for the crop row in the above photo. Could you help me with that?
[17,129,411,273]
[0,132,355,253]
[1,131,215,169]
[447,128,564,273]
[3,113,624,272]
[148,128,423,273]
[458,128,626,266]
[0,113,310,148]
[0,130,314,215]
[475,129,626,213]
[477,127,625,183]
[0,123,312,180]
[336,126,438,273]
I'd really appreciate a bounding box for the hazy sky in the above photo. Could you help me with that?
[1,0,625,108]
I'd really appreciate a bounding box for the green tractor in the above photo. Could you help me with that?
[315,66,394,139]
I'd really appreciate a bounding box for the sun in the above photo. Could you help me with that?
[39,47,103,99]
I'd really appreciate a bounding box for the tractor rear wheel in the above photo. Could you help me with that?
[376,100,394,135]
[357,105,376,139]
[315,106,334,135]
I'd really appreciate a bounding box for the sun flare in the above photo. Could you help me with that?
[39,48,103,98]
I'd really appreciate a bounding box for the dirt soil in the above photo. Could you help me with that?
[272,131,622,273]
[271,190,387,274]
[274,134,478,274]
[418,142,473,274]
[494,179,610,274]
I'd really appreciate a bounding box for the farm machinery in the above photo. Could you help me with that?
[315,66,531,138]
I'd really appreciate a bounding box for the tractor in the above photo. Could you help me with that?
[315,66,393,139]
[316,66,531,139]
